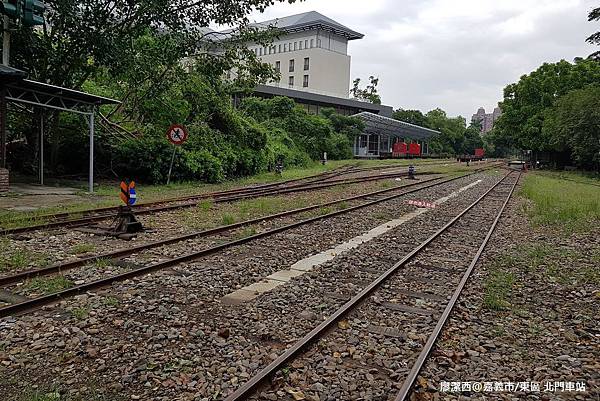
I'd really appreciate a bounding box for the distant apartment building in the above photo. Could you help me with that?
[472,107,502,134]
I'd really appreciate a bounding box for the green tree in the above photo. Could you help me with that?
[494,59,600,153]
[587,7,600,59]
[350,76,381,104]
[11,0,292,89]
[392,109,429,127]
[425,108,467,154]
[543,86,600,170]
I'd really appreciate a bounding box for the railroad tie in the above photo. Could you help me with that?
[381,302,435,316]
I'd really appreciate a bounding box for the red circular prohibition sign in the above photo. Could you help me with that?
[166,124,189,145]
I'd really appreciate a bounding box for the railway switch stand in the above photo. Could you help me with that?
[113,206,144,235]
[408,165,416,179]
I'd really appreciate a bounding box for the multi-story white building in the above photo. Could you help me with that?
[244,11,363,98]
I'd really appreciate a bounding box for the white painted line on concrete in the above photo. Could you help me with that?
[221,180,482,305]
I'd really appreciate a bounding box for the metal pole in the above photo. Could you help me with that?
[166,144,176,185]
[0,87,6,168]
[2,16,10,66]
[39,111,44,185]
[89,111,94,193]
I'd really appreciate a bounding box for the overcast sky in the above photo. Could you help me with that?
[234,0,596,119]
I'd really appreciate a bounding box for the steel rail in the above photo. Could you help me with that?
[0,169,442,236]
[223,170,517,401]
[0,175,446,286]
[0,170,484,318]
[394,171,521,401]
[0,159,482,235]
[0,167,350,231]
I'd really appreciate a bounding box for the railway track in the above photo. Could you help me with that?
[0,160,494,236]
[0,166,446,236]
[0,169,496,318]
[221,170,520,401]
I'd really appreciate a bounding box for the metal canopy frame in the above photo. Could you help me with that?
[0,74,120,193]
[354,112,440,141]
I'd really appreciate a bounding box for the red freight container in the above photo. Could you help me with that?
[474,148,485,157]
[408,143,421,156]
[392,142,408,154]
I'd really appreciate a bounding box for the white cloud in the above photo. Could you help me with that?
[227,0,597,118]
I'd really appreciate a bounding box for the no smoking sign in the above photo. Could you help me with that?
[166,124,189,146]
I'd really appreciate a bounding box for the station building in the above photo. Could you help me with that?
[210,11,437,158]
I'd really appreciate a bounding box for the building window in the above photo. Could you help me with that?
[294,42,297,51]
[259,48,262,56]
[284,44,288,52]
[279,44,282,53]
[317,39,321,48]
[304,57,310,71]
[288,76,294,87]
[310,39,314,48]
[275,61,280,72]
[289,42,292,51]
[303,75,309,87]
[299,41,303,50]
[305,39,309,49]
[289,59,295,72]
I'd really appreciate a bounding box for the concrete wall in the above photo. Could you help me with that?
[0,168,8,193]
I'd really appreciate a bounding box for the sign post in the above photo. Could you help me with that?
[165,124,188,185]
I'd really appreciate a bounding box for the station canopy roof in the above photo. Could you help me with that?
[354,112,440,141]
[0,65,120,114]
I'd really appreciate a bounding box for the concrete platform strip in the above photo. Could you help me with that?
[221,180,482,305]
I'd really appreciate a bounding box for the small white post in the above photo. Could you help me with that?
[39,112,44,186]
[89,111,94,193]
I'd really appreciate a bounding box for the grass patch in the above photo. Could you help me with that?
[70,307,89,320]
[91,258,112,269]
[26,276,73,295]
[103,296,120,307]
[483,268,515,311]
[318,207,333,215]
[0,240,37,271]
[236,226,257,239]
[197,199,213,211]
[336,201,349,210]
[70,243,95,255]
[520,172,600,232]
[221,213,235,226]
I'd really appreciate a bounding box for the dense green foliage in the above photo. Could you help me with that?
[488,59,600,168]
[4,0,374,184]
[543,86,600,170]
[240,96,364,162]
[392,108,483,155]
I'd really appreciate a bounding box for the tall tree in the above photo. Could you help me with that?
[494,59,600,152]
[542,86,600,170]
[587,6,600,59]
[392,109,429,127]
[350,76,382,104]
[11,0,294,89]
